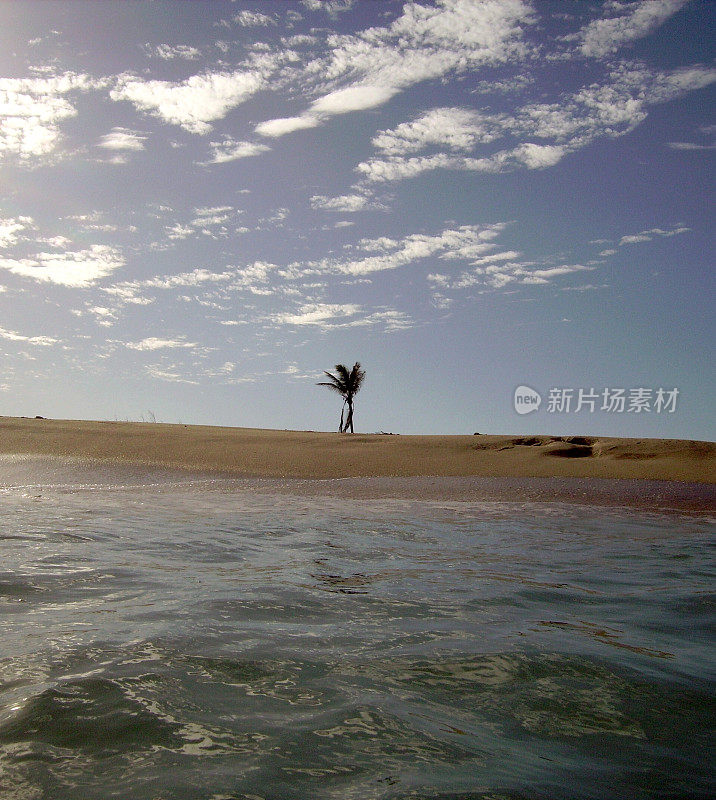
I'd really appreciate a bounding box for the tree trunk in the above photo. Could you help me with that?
[339,401,345,432]
[345,398,354,433]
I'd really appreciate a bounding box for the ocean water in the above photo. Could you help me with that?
[0,461,714,799]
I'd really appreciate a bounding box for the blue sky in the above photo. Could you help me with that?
[0,0,713,438]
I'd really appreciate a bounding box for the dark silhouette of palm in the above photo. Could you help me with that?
[317,362,365,433]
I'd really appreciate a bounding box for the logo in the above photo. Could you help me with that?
[513,385,541,414]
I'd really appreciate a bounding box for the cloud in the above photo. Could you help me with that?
[146,368,199,384]
[232,10,276,27]
[273,302,412,331]
[619,233,652,244]
[310,192,381,212]
[372,107,504,155]
[256,0,535,137]
[0,245,124,287]
[0,216,34,247]
[145,44,201,60]
[313,84,399,115]
[424,221,689,293]
[191,206,234,227]
[576,0,688,58]
[357,143,566,182]
[429,258,593,290]
[667,141,716,150]
[0,73,105,159]
[111,70,267,134]
[205,137,270,163]
[293,223,507,278]
[618,224,690,245]
[347,309,413,331]
[275,302,362,326]
[98,127,147,151]
[166,223,194,241]
[103,261,281,309]
[257,84,400,138]
[126,337,197,351]
[354,63,715,182]
[255,115,321,138]
[302,0,356,16]
[159,205,247,242]
[0,325,58,346]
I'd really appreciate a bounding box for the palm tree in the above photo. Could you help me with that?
[317,362,366,433]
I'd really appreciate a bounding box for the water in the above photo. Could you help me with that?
[0,464,714,799]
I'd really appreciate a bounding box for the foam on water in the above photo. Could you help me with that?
[0,456,714,799]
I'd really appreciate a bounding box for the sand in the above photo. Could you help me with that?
[0,416,713,484]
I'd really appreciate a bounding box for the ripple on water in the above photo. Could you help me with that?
[0,484,713,800]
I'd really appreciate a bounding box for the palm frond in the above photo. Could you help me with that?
[317,369,347,395]
[348,362,366,394]
[334,364,351,385]
[316,381,346,396]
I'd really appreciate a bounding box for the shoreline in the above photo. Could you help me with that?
[0,454,713,513]
[0,416,713,493]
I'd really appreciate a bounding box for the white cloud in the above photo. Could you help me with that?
[302,0,356,15]
[147,44,201,60]
[98,127,146,151]
[0,325,58,346]
[312,84,398,115]
[357,143,566,182]
[255,115,321,138]
[295,223,506,277]
[103,261,281,308]
[519,264,592,284]
[256,0,534,137]
[111,70,267,134]
[618,224,690,245]
[160,205,247,242]
[233,10,276,27]
[619,233,653,244]
[256,85,397,139]
[577,0,688,58]
[0,245,124,287]
[667,141,716,150]
[372,107,503,155]
[0,73,105,159]
[560,284,609,292]
[191,206,233,226]
[0,216,33,247]
[430,259,593,290]
[145,365,199,384]
[347,309,413,331]
[354,63,715,182]
[310,192,378,212]
[205,138,270,163]
[126,337,197,351]
[356,152,454,182]
[275,302,362,326]
[166,223,194,241]
[273,302,411,331]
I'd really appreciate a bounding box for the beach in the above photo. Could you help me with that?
[0,415,713,483]
[1,415,714,512]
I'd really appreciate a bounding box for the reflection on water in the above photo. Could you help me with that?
[0,478,714,799]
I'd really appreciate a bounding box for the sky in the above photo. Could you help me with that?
[0,0,713,438]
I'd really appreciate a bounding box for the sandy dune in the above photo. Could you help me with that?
[0,416,713,484]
